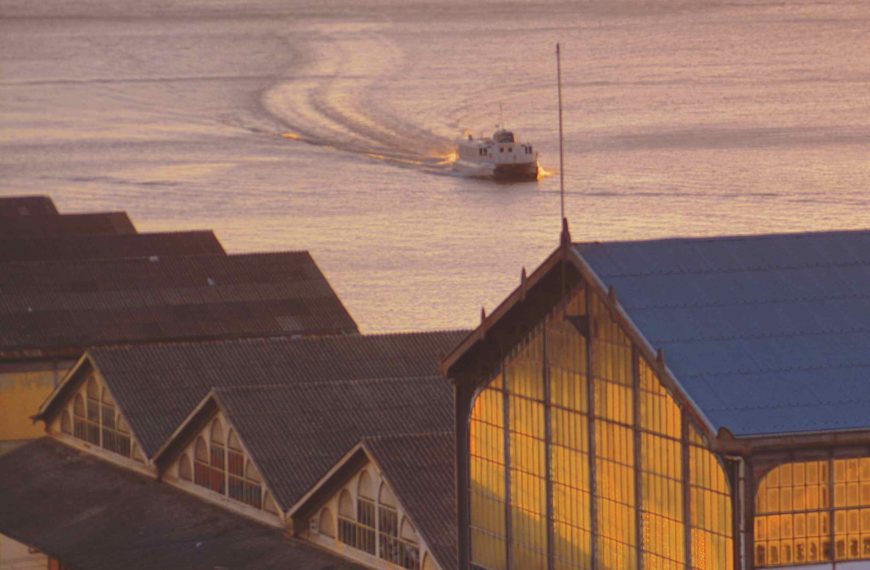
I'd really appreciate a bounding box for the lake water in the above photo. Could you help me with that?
[2,0,868,332]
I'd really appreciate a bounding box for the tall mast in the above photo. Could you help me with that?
[557,43,565,222]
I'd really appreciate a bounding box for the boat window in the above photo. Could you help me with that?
[508,147,512,152]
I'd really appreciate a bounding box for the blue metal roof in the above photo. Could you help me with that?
[575,230,870,437]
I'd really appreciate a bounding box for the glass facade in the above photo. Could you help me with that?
[468,286,734,569]
[754,458,870,567]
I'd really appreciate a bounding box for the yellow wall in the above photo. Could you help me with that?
[0,361,70,451]
[0,532,47,569]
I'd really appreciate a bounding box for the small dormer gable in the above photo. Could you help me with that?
[300,459,437,570]
[48,361,147,468]
[161,409,282,525]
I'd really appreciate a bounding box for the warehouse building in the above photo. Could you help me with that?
[0,195,357,452]
[0,331,464,569]
[442,224,870,570]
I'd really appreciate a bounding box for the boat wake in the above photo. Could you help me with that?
[260,29,459,174]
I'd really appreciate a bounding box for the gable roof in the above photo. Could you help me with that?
[0,195,58,216]
[0,231,224,263]
[0,438,366,570]
[177,380,454,511]
[38,331,467,459]
[289,432,457,570]
[0,211,136,237]
[442,227,870,439]
[363,432,457,570]
[0,251,358,359]
[574,230,870,437]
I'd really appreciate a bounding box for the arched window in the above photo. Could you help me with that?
[355,471,376,554]
[319,508,335,538]
[193,436,210,488]
[337,490,357,547]
[227,429,245,503]
[378,483,418,569]
[84,378,100,444]
[99,387,130,456]
[207,419,225,493]
[60,410,71,434]
[72,394,87,440]
[379,482,400,562]
[421,553,433,570]
[178,452,192,481]
[397,517,421,569]
[339,489,354,517]
[242,459,262,508]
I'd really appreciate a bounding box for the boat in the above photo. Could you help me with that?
[453,127,539,181]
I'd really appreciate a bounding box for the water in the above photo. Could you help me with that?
[2,0,869,332]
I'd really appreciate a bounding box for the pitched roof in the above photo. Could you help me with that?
[0,195,58,216]
[0,438,366,570]
[574,230,870,437]
[0,251,358,358]
[206,380,453,510]
[0,211,136,237]
[363,432,457,570]
[0,231,224,263]
[38,331,467,458]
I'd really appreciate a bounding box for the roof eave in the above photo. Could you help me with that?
[32,351,93,423]
[286,441,368,520]
[439,241,566,379]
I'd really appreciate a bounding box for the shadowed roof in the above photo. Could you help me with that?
[206,380,453,510]
[38,330,467,458]
[0,438,366,570]
[0,231,224,263]
[574,229,870,437]
[0,212,136,237]
[363,432,457,570]
[0,251,357,359]
[0,195,58,216]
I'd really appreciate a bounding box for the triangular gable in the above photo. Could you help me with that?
[289,441,448,570]
[154,392,282,523]
[439,222,717,439]
[42,355,148,465]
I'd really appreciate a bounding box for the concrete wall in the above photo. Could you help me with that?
[0,533,47,570]
[0,360,72,453]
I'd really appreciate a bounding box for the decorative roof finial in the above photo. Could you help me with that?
[560,217,571,248]
[520,267,527,299]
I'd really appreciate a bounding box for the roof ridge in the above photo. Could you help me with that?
[88,329,470,353]
[214,375,445,394]
[362,430,453,443]
[573,228,870,248]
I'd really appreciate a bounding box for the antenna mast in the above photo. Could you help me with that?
[557,43,565,222]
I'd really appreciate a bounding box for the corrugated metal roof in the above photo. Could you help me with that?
[0,195,58,216]
[0,231,224,262]
[0,438,366,570]
[0,212,136,237]
[364,432,456,570]
[78,331,467,458]
[214,378,453,510]
[574,230,870,437]
[0,251,358,356]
